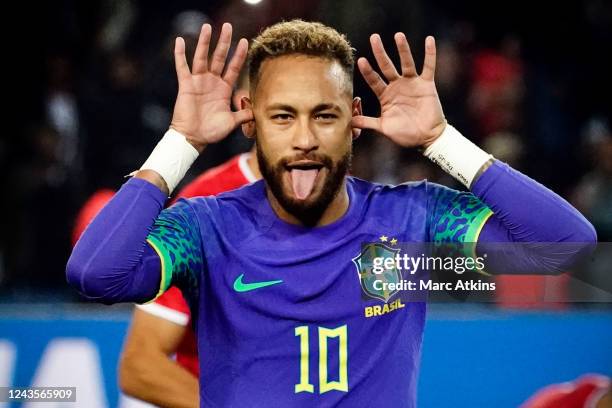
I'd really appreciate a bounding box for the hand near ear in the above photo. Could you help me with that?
[353,34,446,149]
[171,23,253,152]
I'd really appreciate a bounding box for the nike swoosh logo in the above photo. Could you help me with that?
[233,274,283,292]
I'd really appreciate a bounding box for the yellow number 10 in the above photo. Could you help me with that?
[294,325,348,394]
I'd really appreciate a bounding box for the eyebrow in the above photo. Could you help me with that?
[266,103,343,113]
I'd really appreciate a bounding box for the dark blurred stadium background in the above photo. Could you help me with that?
[0,1,610,407]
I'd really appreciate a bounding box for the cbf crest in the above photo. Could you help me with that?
[352,243,402,302]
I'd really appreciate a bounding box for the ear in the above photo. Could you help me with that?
[240,97,256,139]
[351,97,363,139]
[232,88,249,111]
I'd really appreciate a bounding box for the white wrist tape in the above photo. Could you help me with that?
[140,129,200,193]
[423,124,492,188]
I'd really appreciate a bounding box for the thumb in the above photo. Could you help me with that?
[232,109,254,126]
[351,115,381,131]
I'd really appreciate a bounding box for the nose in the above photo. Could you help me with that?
[292,117,319,153]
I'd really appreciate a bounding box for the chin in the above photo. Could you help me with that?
[257,144,351,225]
[277,179,334,225]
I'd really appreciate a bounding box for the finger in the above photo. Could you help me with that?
[394,32,417,77]
[174,37,191,82]
[192,24,212,74]
[223,38,248,86]
[357,57,386,98]
[210,23,232,76]
[232,108,254,125]
[351,115,381,131]
[370,34,400,82]
[421,36,436,81]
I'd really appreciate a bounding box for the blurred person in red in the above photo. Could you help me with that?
[72,72,258,408]
[468,34,525,140]
[521,374,611,408]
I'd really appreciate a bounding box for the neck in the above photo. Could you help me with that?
[266,180,349,227]
[246,149,262,179]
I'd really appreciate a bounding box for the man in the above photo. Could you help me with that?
[67,21,596,407]
[119,147,259,407]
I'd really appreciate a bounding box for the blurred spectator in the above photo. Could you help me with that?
[482,131,524,169]
[46,56,80,177]
[435,36,473,138]
[468,34,525,141]
[8,125,76,288]
[572,118,612,241]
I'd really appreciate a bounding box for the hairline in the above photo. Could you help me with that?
[249,53,354,101]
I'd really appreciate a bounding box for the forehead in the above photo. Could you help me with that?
[253,55,352,106]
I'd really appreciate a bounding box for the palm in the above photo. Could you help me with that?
[173,73,234,143]
[170,23,252,151]
[353,34,446,148]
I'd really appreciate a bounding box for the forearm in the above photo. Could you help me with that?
[66,177,168,303]
[426,125,596,274]
[474,160,597,243]
[120,350,199,408]
[426,125,596,244]
[135,169,170,196]
[474,161,596,273]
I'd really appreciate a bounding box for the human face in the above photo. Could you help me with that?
[246,55,361,224]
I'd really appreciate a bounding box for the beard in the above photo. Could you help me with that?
[257,144,351,226]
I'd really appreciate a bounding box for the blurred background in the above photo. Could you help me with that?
[0,0,611,407]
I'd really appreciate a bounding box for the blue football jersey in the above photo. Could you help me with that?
[145,177,492,407]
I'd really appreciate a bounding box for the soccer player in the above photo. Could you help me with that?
[67,21,596,407]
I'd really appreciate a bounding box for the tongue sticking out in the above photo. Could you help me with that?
[291,169,319,200]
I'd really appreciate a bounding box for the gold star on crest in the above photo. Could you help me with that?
[390,238,398,245]
[380,235,388,242]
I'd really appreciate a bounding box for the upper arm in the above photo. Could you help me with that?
[144,199,204,304]
[428,184,493,244]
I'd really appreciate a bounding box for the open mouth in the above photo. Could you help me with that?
[286,161,325,200]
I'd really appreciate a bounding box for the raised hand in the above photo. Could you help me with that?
[352,33,446,149]
[170,23,252,152]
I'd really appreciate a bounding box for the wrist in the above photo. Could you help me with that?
[421,120,448,150]
[422,124,493,188]
[138,129,200,194]
[133,170,170,196]
[169,125,207,153]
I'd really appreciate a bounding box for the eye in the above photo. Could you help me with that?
[315,113,337,121]
[271,114,293,122]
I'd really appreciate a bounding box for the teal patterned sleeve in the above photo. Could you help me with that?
[145,199,204,302]
[429,184,493,244]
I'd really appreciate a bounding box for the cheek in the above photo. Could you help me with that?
[255,123,289,162]
[319,124,352,155]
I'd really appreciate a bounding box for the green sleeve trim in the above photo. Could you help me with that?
[465,208,493,276]
[464,207,494,243]
[145,236,174,302]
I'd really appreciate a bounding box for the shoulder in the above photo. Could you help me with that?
[174,180,268,242]
[189,179,265,212]
[348,176,437,203]
[345,177,436,232]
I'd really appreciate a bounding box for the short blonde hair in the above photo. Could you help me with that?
[248,20,355,93]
